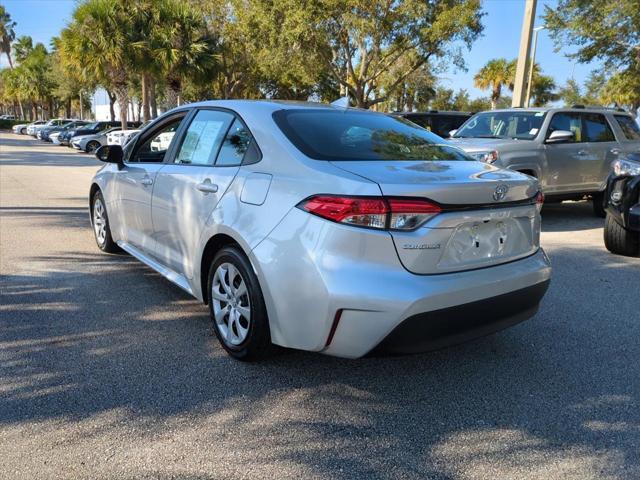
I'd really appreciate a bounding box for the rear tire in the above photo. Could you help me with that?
[20,127,26,134]
[604,213,639,257]
[592,192,606,218]
[207,246,274,361]
[91,191,121,253]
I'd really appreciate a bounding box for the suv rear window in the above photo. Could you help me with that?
[582,113,615,142]
[614,115,640,140]
[273,109,471,161]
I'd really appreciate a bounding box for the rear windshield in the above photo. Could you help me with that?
[273,109,472,161]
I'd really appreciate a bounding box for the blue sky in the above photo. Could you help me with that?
[1,0,601,101]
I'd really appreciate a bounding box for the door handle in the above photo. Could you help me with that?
[576,150,588,156]
[196,180,219,194]
[140,177,153,186]
[610,148,621,155]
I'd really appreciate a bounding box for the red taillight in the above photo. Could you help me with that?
[298,195,441,230]
[535,191,544,212]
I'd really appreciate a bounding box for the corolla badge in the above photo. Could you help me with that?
[493,184,509,201]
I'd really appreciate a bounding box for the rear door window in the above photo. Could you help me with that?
[614,115,640,140]
[175,110,233,166]
[583,113,615,142]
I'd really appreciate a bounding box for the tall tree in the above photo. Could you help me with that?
[473,58,513,109]
[244,0,483,109]
[0,5,16,68]
[151,0,217,108]
[544,0,639,71]
[59,0,136,130]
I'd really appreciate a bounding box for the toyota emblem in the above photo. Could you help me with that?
[493,184,509,201]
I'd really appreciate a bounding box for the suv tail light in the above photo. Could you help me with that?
[298,195,442,231]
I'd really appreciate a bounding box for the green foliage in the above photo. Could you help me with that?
[544,0,640,71]
[0,5,16,68]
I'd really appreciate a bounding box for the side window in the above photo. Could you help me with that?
[175,110,234,166]
[129,116,185,163]
[614,115,640,140]
[583,113,615,142]
[216,118,258,166]
[548,112,583,142]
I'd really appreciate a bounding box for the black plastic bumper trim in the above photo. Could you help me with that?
[374,280,550,355]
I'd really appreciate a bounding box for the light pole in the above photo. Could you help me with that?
[526,26,545,107]
[512,0,537,107]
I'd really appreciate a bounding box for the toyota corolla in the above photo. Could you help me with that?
[89,100,551,360]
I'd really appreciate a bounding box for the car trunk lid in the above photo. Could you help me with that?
[331,160,541,274]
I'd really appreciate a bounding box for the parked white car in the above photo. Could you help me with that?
[14,120,46,135]
[107,129,140,146]
[72,127,121,152]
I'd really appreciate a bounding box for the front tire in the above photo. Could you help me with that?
[604,213,639,257]
[91,191,120,253]
[20,127,26,135]
[207,246,274,360]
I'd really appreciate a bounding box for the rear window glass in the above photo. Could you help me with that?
[273,109,471,161]
[614,115,640,140]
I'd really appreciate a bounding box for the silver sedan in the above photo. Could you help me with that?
[89,100,551,360]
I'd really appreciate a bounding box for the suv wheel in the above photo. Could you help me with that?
[604,213,639,257]
[207,246,274,360]
[592,192,606,218]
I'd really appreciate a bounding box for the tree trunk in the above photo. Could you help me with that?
[141,73,151,122]
[149,77,158,119]
[165,86,179,110]
[17,100,25,120]
[106,90,116,122]
[6,53,13,69]
[113,85,129,131]
[65,98,71,119]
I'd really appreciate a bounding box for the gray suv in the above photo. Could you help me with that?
[449,107,640,215]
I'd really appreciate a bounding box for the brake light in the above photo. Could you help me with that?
[535,191,544,213]
[298,195,441,230]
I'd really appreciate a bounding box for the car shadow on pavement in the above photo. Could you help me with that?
[1,239,640,478]
[0,206,90,230]
[541,200,605,232]
[0,150,99,168]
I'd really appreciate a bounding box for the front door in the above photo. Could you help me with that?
[112,113,187,253]
[152,109,258,278]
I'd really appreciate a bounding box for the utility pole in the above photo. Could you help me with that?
[526,26,545,107]
[512,0,537,108]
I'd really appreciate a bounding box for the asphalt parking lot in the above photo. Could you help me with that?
[1,130,639,480]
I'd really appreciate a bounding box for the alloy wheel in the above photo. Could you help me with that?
[212,262,251,346]
[93,198,107,246]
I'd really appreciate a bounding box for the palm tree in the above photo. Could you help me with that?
[473,58,513,110]
[12,35,33,63]
[0,5,16,68]
[530,74,558,107]
[59,0,136,130]
[151,0,217,108]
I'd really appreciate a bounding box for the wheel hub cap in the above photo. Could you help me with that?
[93,199,106,245]
[212,263,251,346]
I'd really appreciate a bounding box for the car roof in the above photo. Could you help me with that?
[169,99,375,117]
[484,106,632,116]
[395,111,472,116]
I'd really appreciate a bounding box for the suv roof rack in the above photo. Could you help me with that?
[570,104,628,113]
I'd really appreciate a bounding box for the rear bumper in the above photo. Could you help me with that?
[252,208,551,358]
[373,280,549,354]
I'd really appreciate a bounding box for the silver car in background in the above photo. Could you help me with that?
[449,107,640,216]
[89,100,551,360]
[72,127,121,153]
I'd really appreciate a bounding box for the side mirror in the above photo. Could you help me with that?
[449,129,458,137]
[546,130,574,144]
[96,144,124,168]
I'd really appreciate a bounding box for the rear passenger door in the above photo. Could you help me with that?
[151,108,260,279]
[544,112,586,193]
[582,113,617,190]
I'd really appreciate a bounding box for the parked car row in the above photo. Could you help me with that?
[13,118,143,152]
